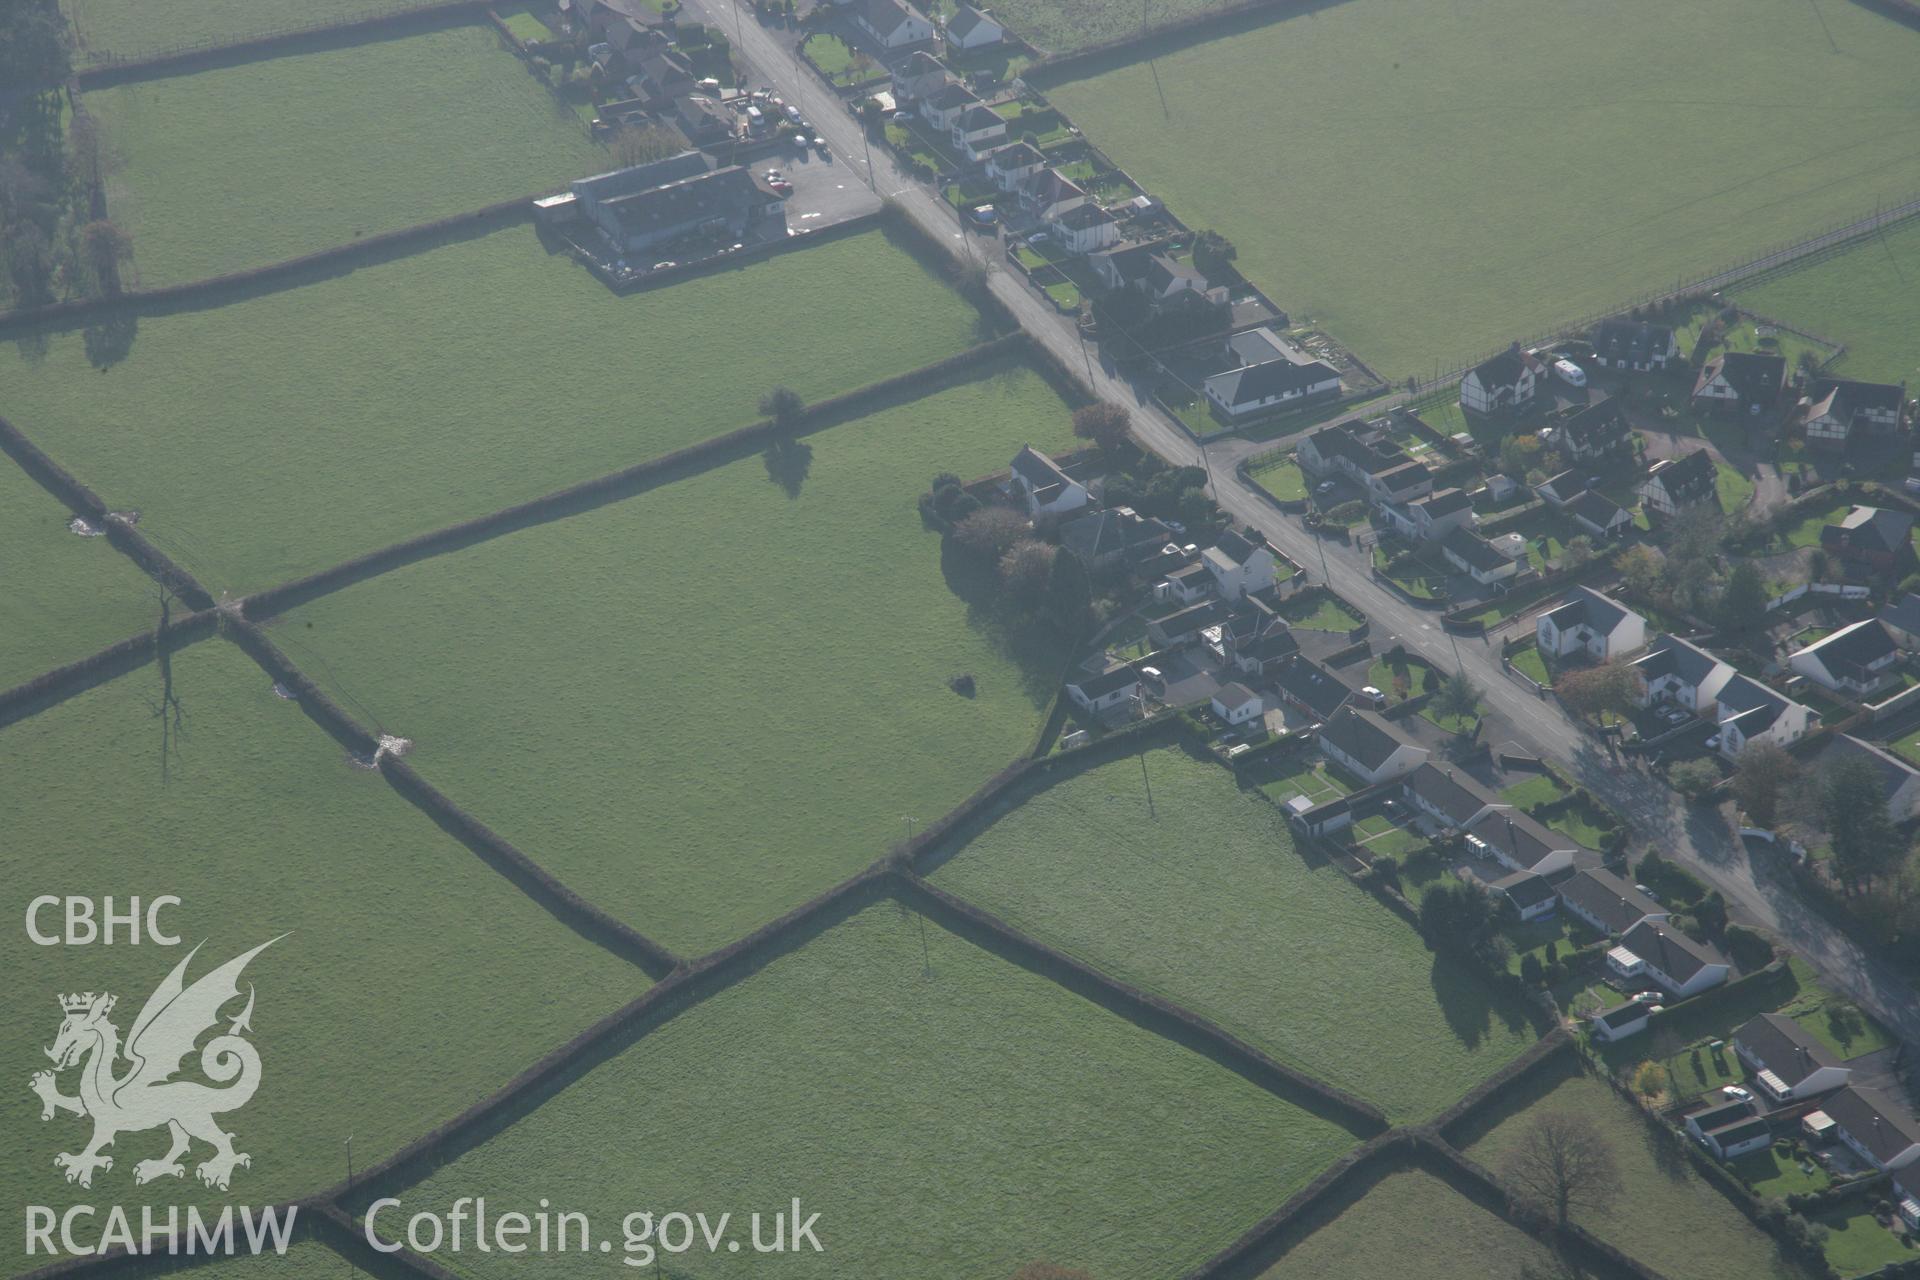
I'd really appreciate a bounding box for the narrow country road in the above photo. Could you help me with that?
[695,3,1920,1057]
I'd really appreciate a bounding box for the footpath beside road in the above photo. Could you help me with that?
[696,0,1920,1056]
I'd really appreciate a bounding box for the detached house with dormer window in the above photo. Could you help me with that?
[1693,350,1785,417]
[1459,346,1544,417]
[1590,319,1678,372]
[1637,449,1719,519]
[1803,379,1907,448]
[1537,587,1646,662]
[1008,445,1089,517]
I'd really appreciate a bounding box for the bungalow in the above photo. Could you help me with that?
[1824,1086,1920,1171]
[1065,663,1139,715]
[1026,167,1087,223]
[1008,445,1089,517]
[1534,470,1587,508]
[891,49,952,102]
[1789,619,1900,697]
[1537,586,1647,662]
[1692,350,1786,417]
[943,2,1003,49]
[1297,420,1435,506]
[1685,1097,1756,1146]
[1402,763,1504,831]
[1820,506,1916,582]
[1557,399,1633,462]
[1565,489,1632,538]
[918,80,979,132]
[1318,706,1428,786]
[585,164,784,254]
[984,140,1045,192]
[569,151,713,217]
[1491,870,1558,920]
[1637,450,1719,519]
[950,103,1007,161]
[854,0,935,47]
[1272,656,1355,722]
[1201,529,1277,601]
[1203,358,1342,423]
[1802,378,1906,448]
[1146,599,1227,649]
[1212,683,1264,726]
[1059,505,1172,568]
[1699,1115,1773,1161]
[1815,735,1920,823]
[1558,867,1666,936]
[1733,1013,1851,1102]
[1590,1001,1652,1043]
[1606,920,1729,997]
[1468,808,1580,876]
[1440,527,1520,586]
[1460,346,1545,417]
[1048,201,1119,255]
[1385,487,1475,541]
[1590,319,1678,373]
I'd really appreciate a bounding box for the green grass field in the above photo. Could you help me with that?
[1462,1064,1813,1280]
[1815,1208,1915,1277]
[1254,1167,1569,1280]
[933,748,1538,1120]
[1047,0,1920,378]
[0,639,643,1272]
[0,459,163,690]
[1735,215,1920,384]
[99,1241,354,1280]
[0,225,983,595]
[394,900,1357,1279]
[273,358,1074,955]
[64,0,452,59]
[85,23,601,284]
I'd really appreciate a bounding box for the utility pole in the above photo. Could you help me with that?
[1078,326,1096,383]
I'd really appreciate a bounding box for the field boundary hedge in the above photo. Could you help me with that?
[1433,1026,1575,1141]
[895,870,1390,1135]
[1024,0,1328,87]
[0,609,219,730]
[239,333,1029,619]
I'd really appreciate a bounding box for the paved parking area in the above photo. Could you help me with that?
[755,146,884,233]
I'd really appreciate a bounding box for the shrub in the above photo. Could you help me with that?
[1671,758,1723,801]
[1520,953,1544,986]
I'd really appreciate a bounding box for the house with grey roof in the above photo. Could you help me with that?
[1821,506,1916,582]
[1203,358,1342,423]
[1460,345,1545,417]
[1607,920,1729,997]
[1565,488,1634,539]
[919,80,980,131]
[1059,506,1170,567]
[1631,633,1814,759]
[1211,682,1264,726]
[1384,486,1475,541]
[1591,319,1678,372]
[1693,350,1786,417]
[1537,587,1646,662]
[985,140,1045,192]
[1556,398,1633,460]
[891,49,952,102]
[1638,449,1719,518]
[1558,867,1666,936]
[943,2,1004,48]
[1401,763,1503,830]
[1789,619,1900,697]
[854,0,934,47]
[951,103,1007,161]
[1317,706,1427,786]
[1468,807,1581,876]
[1823,1086,1920,1171]
[1049,200,1119,255]
[1065,663,1140,715]
[1009,445,1089,517]
[1440,527,1520,586]
[1880,594,1920,649]
[585,164,784,254]
[1733,1013,1850,1102]
[1589,1000,1652,1042]
[1802,378,1906,448]
[1811,735,1920,823]
[1272,656,1354,722]
[1491,869,1558,920]
[1201,529,1277,600]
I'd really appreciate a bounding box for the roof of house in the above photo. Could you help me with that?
[1228,327,1291,366]
[1558,867,1663,934]
[1591,319,1675,363]
[1209,528,1267,567]
[1881,593,1920,639]
[1010,444,1072,492]
[1492,869,1557,908]
[1618,919,1726,983]
[1643,449,1718,504]
[1214,681,1261,711]
[1375,459,1434,493]
[1689,1097,1755,1131]
[1697,350,1786,401]
[1205,358,1340,409]
[1469,346,1544,390]
[925,80,979,110]
[1469,807,1579,871]
[1593,1001,1651,1030]
[954,103,1005,134]
[1441,527,1510,574]
[1823,505,1915,556]
[1714,671,1798,737]
[1559,398,1631,451]
[672,93,732,137]
[1632,632,1726,688]
[1054,201,1116,231]
[1821,734,1920,806]
[572,151,714,202]
[988,140,1045,171]
[1030,167,1086,207]
[1272,656,1353,720]
[599,164,778,236]
[1806,378,1906,424]
[1735,1012,1840,1086]
[1060,506,1168,560]
[1796,618,1897,676]
[1318,706,1415,772]
[1567,487,1631,528]
[1067,662,1140,700]
[1150,598,1227,635]
[1824,1086,1920,1164]
[1089,239,1162,283]
[1705,1116,1772,1149]
[1403,762,1500,827]
[1543,586,1636,638]
[1415,487,1474,519]
[857,0,925,36]
[899,49,948,76]
[946,3,998,36]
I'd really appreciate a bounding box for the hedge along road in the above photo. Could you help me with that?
[691,0,1920,1060]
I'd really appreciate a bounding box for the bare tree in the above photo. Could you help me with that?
[1554,662,1637,722]
[611,123,683,168]
[1731,740,1798,827]
[1504,1112,1623,1229]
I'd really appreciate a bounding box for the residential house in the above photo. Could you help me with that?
[1589,1001,1652,1043]
[1565,489,1634,539]
[1606,919,1730,997]
[1732,1013,1851,1103]
[1048,201,1119,255]
[1692,350,1786,417]
[943,2,1003,49]
[1212,683,1265,726]
[1459,346,1545,417]
[950,103,1007,161]
[1635,639,1816,760]
[1820,506,1917,582]
[1222,612,1300,681]
[1491,870,1558,920]
[1557,399,1633,461]
[1201,529,1277,600]
[1146,599,1226,649]
[1558,867,1667,936]
[1637,450,1719,519]
[1297,420,1435,506]
[569,152,713,218]
[582,164,783,254]
[1631,633,1728,713]
[891,49,952,102]
[1154,561,1214,605]
[1880,594,1920,649]
[1203,358,1342,423]
[1712,671,1815,759]
[1789,619,1900,697]
[1008,445,1090,517]
[1140,253,1225,308]
[1088,241,1160,293]
[1685,1098,1756,1146]
[1272,656,1355,722]
[1468,808,1580,877]
[1537,587,1647,662]
[1385,487,1476,541]
[634,47,696,100]
[1026,168,1087,223]
[1440,527,1520,586]
[1317,706,1428,785]
[1802,379,1906,448]
[854,0,935,47]
[671,93,735,146]
[1534,470,1587,508]
[984,140,1045,192]
[1590,319,1678,373]
[1401,763,1504,832]
[1815,735,1920,823]
[918,80,979,132]
[1065,663,1139,715]
[1698,1114,1773,1161]
[1824,1086,1920,1171]
[1059,505,1171,569]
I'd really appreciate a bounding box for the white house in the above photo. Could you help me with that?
[1317,706,1428,786]
[1802,379,1906,448]
[985,141,1045,192]
[1440,528,1520,586]
[1606,920,1729,997]
[1711,672,1815,760]
[1630,633,1727,713]
[1491,870,1558,920]
[1698,1114,1773,1160]
[1824,1087,1920,1171]
[1201,529,1276,601]
[1392,488,1476,541]
[943,2,1003,49]
[1211,683,1264,726]
[1557,867,1666,937]
[1789,619,1900,697]
[1589,1001,1652,1043]
[1732,1013,1851,1103]
[918,80,979,131]
[1026,168,1086,223]
[1536,587,1646,662]
[1008,445,1089,517]
[950,104,1007,162]
[1459,346,1543,417]
[1048,201,1118,255]
[891,49,952,102]
[1155,561,1214,605]
[1202,359,1341,422]
[1468,808,1580,876]
[1066,663,1139,715]
[1637,450,1719,519]
[854,0,935,46]
[1402,763,1504,831]
[1564,489,1634,539]
[1631,634,1815,760]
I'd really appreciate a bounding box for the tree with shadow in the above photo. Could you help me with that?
[1503,1112,1623,1230]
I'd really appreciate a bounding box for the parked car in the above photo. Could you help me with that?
[891,111,912,123]
[1634,884,1661,902]
[785,104,803,124]
[1360,685,1387,709]
[1553,358,1587,388]
[1705,735,1721,750]
[1722,1085,1752,1101]
[812,136,829,154]
[969,204,997,225]
[1316,480,1336,495]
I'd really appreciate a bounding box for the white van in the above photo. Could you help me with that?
[1552,358,1587,388]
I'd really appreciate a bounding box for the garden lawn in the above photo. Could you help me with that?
[0,459,162,690]
[1815,1209,1913,1277]
[0,639,642,1273]
[1281,593,1363,633]
[933,748,1539,1120]
[1499,773,1565,810]
[1254,1167,1566,1280]
[276,358,1074,955]
[0,225,983,595]
[64,0,452,58]
[1368,652,1436,704]
[1046,0,1920,378]
[1510,643,1549,685]
[1250,453,1307,501]
[395,901,1356,1279]
[1461,1064,1813,1280]
[1781,500,1852,549]
[1251,755,1353,808]
[1735,215,1920,384]
[86,24,603,285]
[1729,1146,1829,1199]
[1716,461,1756,511]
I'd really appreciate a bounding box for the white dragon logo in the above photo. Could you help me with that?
[29,938,282,1191]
